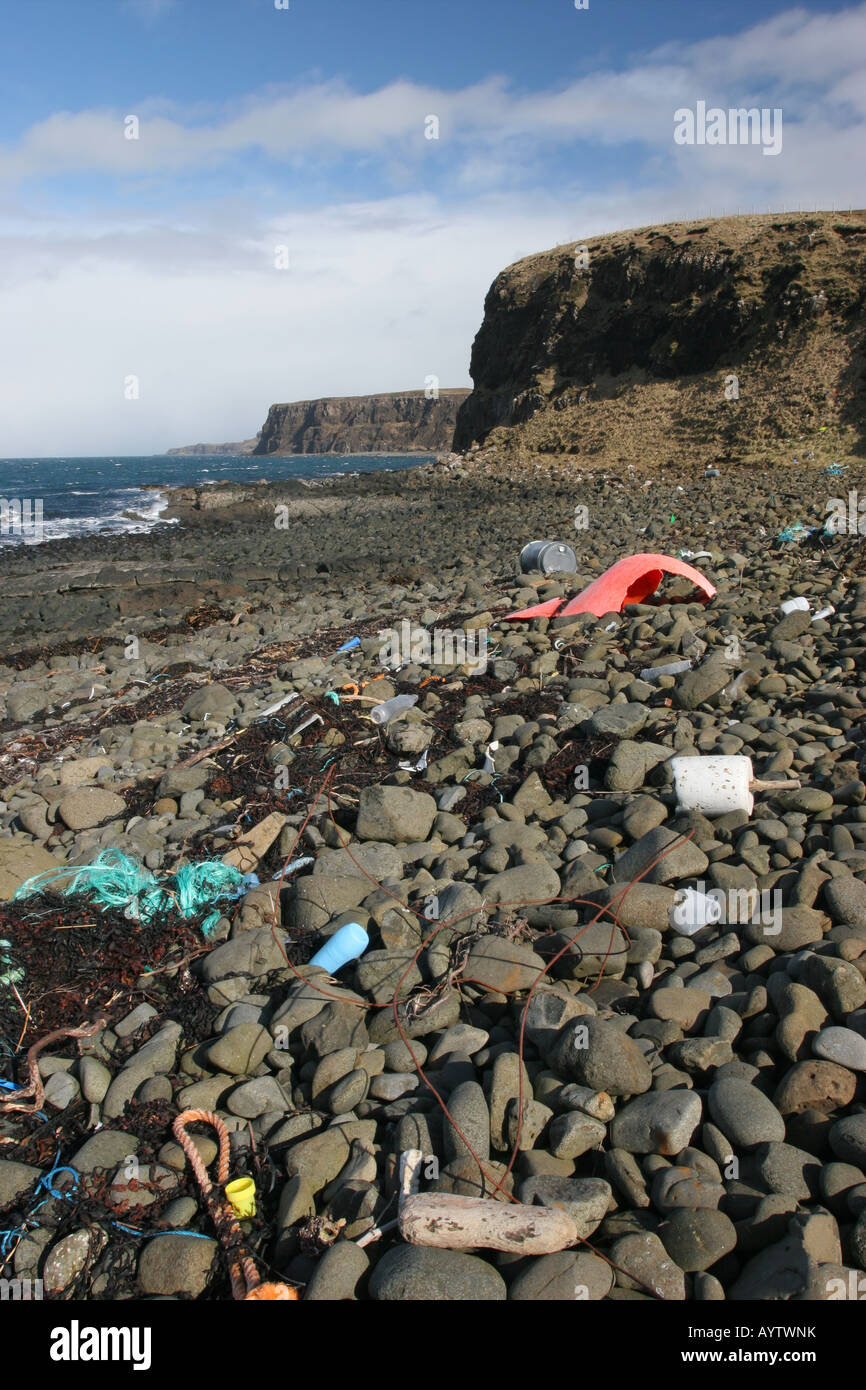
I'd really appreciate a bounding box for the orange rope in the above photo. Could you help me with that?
[173,1109,299,1301]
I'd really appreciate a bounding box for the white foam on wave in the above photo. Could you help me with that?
[0,488,178,547]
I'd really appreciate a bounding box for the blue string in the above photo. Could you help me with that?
[112,1225,213,1240]
[0,1149,212,1255]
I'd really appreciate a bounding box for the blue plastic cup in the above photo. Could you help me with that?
[309,921,369,974]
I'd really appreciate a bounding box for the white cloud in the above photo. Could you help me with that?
[1,5,865,180]
[0,4,865,453]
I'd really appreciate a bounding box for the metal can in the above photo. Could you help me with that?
[518,540,578,574]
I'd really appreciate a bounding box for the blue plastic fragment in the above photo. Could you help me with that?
[335,636,361,653]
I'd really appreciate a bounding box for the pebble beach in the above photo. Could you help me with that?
[1,453,866,1304]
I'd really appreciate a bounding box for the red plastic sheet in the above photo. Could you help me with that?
[505,552,716,620]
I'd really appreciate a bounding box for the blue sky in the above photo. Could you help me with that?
[0,0,864,454]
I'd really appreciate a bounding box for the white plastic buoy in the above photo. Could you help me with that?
[669,887,723,936]
[672,755,756,815]
[780,597,810,615]
[671,755,801,817]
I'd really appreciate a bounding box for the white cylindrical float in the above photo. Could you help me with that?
[671,754,755,816]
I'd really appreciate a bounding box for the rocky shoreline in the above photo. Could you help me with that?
[1,455,866,1302]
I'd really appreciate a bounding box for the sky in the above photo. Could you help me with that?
[0,0,864,456]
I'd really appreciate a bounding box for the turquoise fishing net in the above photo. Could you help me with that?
[776,523,812,544]
[13,848,248,937]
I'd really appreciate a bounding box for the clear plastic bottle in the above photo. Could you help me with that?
[369,693,419,725]
[639,659,692,681]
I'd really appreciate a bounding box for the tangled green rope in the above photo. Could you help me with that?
[13,848,249,938]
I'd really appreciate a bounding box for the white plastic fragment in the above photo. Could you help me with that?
[257,691,301,720]
[291,712,324,738]
[669,887,723,936]
[812,606,835,622]
[483,741,500,773]
[398,750,428,773]
[780,597,810,615]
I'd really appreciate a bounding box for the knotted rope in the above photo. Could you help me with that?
[172,1109,298,1301]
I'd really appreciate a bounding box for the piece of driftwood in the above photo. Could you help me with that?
[398,1193,578,1254]
[221,811,287,872]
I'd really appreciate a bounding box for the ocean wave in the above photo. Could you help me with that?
[0,488,177,547]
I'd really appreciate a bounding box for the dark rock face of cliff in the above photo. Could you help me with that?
[253,390,470,455]
[454,212,866,464]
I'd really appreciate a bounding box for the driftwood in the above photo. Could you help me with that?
[397,1193,578,1255]
[221,811,287,872]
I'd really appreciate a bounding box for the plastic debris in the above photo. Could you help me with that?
[505,553,716,621]
[13,849,249,937]
[224,1176,257,1219]
[270,856,314,880]
[669,887,723,936]
[291,712,324,739]
[812,605,835,622]
[370,694,419,725]
[672,756,800,817]
[776,523,813,544]
[822,464,846,476]
[335,635,361,652]
[173,1110,298,1300]
[780,596,810,615]
[257,691,301,721]
[309,921,369,974]
[483,741,500,773]
[398,750,428,773]
[640,659,692,681]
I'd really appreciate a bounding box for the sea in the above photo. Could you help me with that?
[0,452,432,548]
